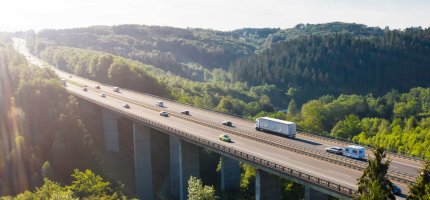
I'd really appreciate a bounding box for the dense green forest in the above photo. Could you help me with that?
[24,22,385,82]
[299,88,430,158]
[231,28,430,98]
[24,23,430,105]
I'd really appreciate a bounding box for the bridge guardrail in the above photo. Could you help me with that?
[70,90,357,198]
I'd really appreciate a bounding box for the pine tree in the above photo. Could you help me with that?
[356,146,395,200]
[287,99,298,118]
[408,161,430,199]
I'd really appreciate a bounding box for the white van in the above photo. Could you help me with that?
[156,101,164,107]
[343,145,366,159]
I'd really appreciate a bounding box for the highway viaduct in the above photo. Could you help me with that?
[13,38,420,200]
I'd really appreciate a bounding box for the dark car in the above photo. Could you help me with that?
[181,110,190,115]
[392,184,401,195]
[222,121,232,127]
[325,147,343,155]
[82,87,88,91]
[95,85,101,89]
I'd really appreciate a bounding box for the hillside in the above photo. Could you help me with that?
[230,27,430,97]
[26,22,384,82]
[21,22,430,109]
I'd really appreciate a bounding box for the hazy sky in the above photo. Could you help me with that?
[1,0,429,32]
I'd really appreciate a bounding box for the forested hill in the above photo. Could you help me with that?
[29,25,257,76]
[26,22,384,81]
[230,27,430,96]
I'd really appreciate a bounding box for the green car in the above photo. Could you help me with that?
[219,134,232,142]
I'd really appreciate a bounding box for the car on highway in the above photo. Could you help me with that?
[325,146,343,155]
[392,184,401,195]
[219,134,232,142]
[82,87,88,91]
[222,121,232,127]
[160,111,169,117]
[181,110,190,115]
[113,87,120,92]
[95,85,101,89]
[156,101,164,107]
[68,75,72,78]
[123,104,130,109]
[100,93,106,98]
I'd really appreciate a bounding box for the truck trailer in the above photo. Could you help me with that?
[255,117,296,138]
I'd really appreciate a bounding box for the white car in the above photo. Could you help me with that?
[123,104,130,109]
[100,93,106,98]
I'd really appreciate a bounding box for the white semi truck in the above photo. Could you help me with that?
[255,117,296,138]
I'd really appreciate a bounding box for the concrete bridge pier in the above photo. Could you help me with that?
[133,123,153,200]
[169,135,180,199]
[102,109,120,152]
[220,156,241,192]
[169,136,200,200]
[256,169,281,200]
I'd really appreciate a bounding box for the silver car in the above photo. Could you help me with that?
[160,111,169,117]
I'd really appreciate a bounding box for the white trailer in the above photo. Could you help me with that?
[343,145,366,159]
[255,117,296,138]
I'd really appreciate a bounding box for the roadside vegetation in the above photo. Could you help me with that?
[0,169,126,200]
[0,38,128,198]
